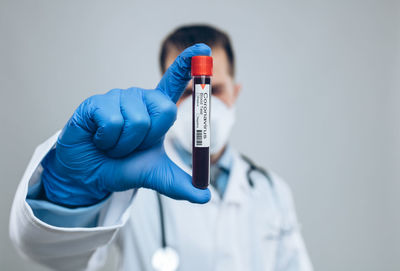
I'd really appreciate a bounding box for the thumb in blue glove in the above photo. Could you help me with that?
[41,43,212,207]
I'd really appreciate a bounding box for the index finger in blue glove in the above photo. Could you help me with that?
[156,43,211,103]
[59,89,124,150]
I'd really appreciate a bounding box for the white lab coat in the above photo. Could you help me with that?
[9,131,312,271]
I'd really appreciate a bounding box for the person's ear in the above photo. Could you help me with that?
[232,82,242,102]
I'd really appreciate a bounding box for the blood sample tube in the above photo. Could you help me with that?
[191,55,213,189]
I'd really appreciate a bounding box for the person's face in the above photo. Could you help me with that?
[164,46,242,107]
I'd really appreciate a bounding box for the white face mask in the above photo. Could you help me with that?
[168,96,236,155]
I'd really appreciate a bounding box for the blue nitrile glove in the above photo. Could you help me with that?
[41,44,211,207]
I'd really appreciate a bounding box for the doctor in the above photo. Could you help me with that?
[10,25,312,271]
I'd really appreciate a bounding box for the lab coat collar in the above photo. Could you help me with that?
[164,135,250,206]
[220,148,250,206]
[216,145,233,173]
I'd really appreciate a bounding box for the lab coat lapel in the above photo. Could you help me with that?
[222,148,250,206]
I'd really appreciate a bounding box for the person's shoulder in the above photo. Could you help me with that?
[233,150,300,224]
[268,171,293,198]
[235,151,295,208]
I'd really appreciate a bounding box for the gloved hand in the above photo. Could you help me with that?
[41,44,211,207]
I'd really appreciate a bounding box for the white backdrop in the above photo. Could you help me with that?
[1,0,399,270]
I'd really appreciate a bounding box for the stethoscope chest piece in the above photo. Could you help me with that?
[151,246,179,271]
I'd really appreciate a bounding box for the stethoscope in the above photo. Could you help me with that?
[151,154,272,271]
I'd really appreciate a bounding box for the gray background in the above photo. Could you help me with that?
[1,0,399,270]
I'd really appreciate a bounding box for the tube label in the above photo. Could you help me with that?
[194,84,210,148]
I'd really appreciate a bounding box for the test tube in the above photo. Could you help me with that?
[191,55,213,189]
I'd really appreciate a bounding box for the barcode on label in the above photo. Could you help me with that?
[196,130,202,146]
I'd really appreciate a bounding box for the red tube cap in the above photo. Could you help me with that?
[191,56,213,76]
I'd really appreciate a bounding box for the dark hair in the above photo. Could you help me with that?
[159,24,235,76]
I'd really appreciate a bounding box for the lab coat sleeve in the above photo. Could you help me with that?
[271,174,313,271]
[9,131,136,271]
